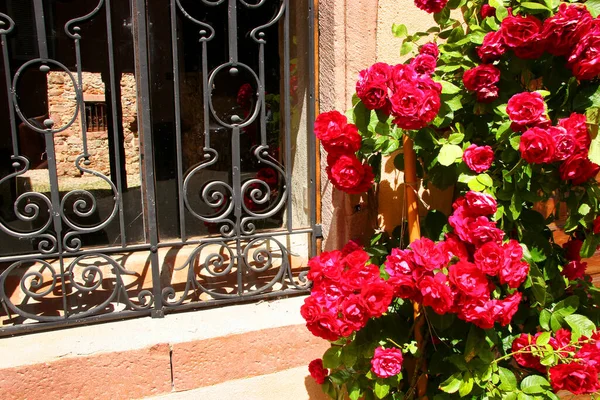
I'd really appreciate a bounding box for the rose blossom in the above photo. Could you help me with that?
[594,216,600,234]
[308,359,329,384]
[462,64,500,103]
[468,217,505,247]
[340,295,370,331]
[410,54,437,77]
[568,21,600,80]
[320,123,362,156]
[356,63,391,110]
[559,154,600,185]
[458,297,496,329]
[441,234,470,262]
[448,261,490,299]
[410,237,447,271]
[519,127,555,164]
[420,273,455,315]
[549,363,600,395]
[493,292,522,326]
[420,42,439,59]
[541,3,592,57]
[577,340,600,369]
[465,191,497,216]
[501,14,545,59]
[507,92,546,130]
[481,4,495,18]
[551,126,577,161]
[389,80,441,130]
[414,0,448,14]
[371,347,404,378]
[563,239,583,262]
[562,260,588,281]
[326,154,374,194]
[306,312,341,341]
[361,281,393,317]
[344,263,381,291]
[499,258,529,288]
[478,30,505,62]
[474,241,505,275]
[307,250,343,282]
[314,111,347,141]
[512,334,546,373]
[463,144,494,173]
[558,113,591,152]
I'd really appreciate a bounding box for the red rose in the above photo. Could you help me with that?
[420,42,439,59]
[458,297,496,329]
[410,237,447,271]
[343,248,370,269]
[562,260,588,281]
[568,21,600,80]
[542,3,592,57]
[563,239,583,262]
[385,248,416,276]
[410,54,437,77]
[307,250,344,282]
[519,127,555,164]
[501,14,545,59]
[474,241,505,275]
[308,359,329,384]
[340,294,370,331]
[478,30,506,62]
[314,111,347,141]
[577,341,600,369]
[448,261,490,299]
[344,263,381,291]
[559,154,600,185]
[420,273,455,315]
[481,4,496,18]
[306,312,341,341]
[468,216,505,247]
[559,113,591,151]
[414,0,448,14]
[465,191,497,216]
[300,296,322,324]
[320,123,362,156]
[441,233,470,262]
[512,334,546,373]
[594,216,600,234]
[475,85,499,103]
[493,292,522,326]
[499,258,529,288]
[371,347,404,378]
[550,363,600,395]
[463,64,500,92]
[389,81,441,130]
[356,63,391,110]
[361,281,393,317]
[389,64,418,90]
[551,126,577,161]
[326,154,374,194]
[507,92,546,130]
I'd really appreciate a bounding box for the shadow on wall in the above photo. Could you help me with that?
[305,375,330,400]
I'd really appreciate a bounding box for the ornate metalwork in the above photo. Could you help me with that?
[0,0,316,336]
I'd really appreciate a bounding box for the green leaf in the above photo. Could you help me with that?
[579,203,591,216]
[586,0,600,18]
[348,380,361,400]
[468,179,486,192]
[321,381,336,399]
[520,2,551,13]
[553,295,579,318]
[440,80,462,94]
[509,136,521,151]
[590,134,600,165]
[498,367,517,391]
[448,132,465,145]
[322,346,342,369]
[539,309,551,330]
[520,375,551,394]
[440,372,462,394]
[438,144,463,166]
[536,332,551,346]
[565,314,596,341]
[400,41,414,56]
[392,23,408,38]
[434,6,451,25]
[581,234,600,259]
[459,371,474,397]
[374,380,390,399]
[477,173,494,187]
[529,263,547,306]
[342,343,358,368]
[489,0,508,19]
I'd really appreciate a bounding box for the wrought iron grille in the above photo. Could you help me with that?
[0,0,317,336]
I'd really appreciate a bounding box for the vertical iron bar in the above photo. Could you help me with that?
[228,0,238,63]
[258,39,266,146]
[43,131,69,319]
[283,0,292,233]
[232,127,243,295]
[32,0,48,59]
[307,0,317,256]
[202,40,210,147]
[105,0,126,247]
[170,0,187,242]
[134,0,164,317]
[1,27,18,156]
[74,36,89,156]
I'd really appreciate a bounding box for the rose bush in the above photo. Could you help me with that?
[304,0,600,398]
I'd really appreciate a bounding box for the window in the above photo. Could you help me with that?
[85,101,107,132]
